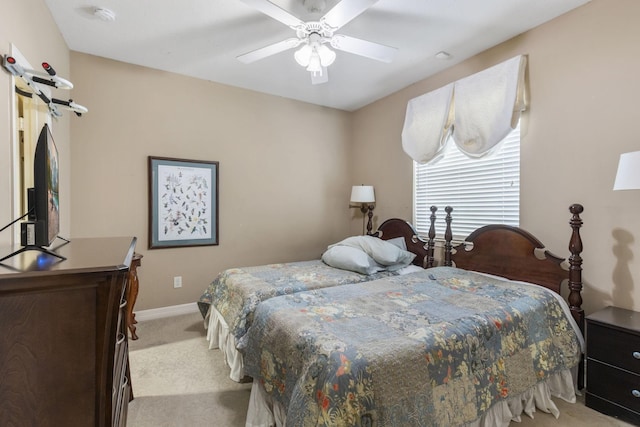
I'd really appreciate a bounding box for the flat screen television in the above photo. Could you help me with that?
[29,123,60,247]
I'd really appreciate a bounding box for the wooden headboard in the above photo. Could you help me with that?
[372,206,438,269]
[444,204,585,329]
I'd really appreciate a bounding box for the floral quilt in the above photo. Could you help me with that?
[239,266,582,427]
[197,260,397,342]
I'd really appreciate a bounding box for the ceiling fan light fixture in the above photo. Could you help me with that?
[317,44,336,67]
[296,40,335,70]
[294,44,313,66]
[306,53,322,73]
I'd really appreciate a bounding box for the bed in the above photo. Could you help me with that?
[241,204,585,427]
[197,212,439,381]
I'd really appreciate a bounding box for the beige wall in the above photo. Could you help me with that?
[0,0,71,247]
[69,54,353,310]
[352,0,640,314]
[4,0,639,316]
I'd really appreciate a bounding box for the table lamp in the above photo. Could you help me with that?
[350,185,375,234]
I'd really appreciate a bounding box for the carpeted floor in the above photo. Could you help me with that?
[126,312,633,427]
[127,312,251,427]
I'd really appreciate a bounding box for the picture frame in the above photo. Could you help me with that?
[148,156,219,249]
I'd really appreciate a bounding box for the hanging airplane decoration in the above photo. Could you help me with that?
[237,0,397,84]
[2,54,88,117]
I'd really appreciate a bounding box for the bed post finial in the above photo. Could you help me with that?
[568,204,584,330]
[426,206,438,268]
[444,206,453,267]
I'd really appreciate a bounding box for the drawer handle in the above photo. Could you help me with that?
[633,390,640,398]
[633,352,640,360]
[116,333,126,345]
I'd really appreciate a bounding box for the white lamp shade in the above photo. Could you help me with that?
[306,53,322,73]
[294,44,312,67]
[350,185,375,203]
[614,151,640,190]
[317,44,336,67]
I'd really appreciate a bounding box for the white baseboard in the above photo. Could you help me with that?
[135,302,200,322]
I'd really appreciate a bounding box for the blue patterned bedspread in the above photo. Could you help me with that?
[240,266,582,427]
[197,260,397,341]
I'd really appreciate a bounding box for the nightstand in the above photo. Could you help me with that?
[586,306,640,424]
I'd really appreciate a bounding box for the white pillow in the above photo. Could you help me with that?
[321,246,385,275]
[386,237,407,250]
[329,235,416,270]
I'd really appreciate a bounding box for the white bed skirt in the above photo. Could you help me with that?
[204,306,246,382]
[244,368,579,427]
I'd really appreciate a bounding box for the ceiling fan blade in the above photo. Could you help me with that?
[239,0,304,28]
[330,34,397,63]
[311,68,329,85]
[321,0,380,30]
[237,38,302,64]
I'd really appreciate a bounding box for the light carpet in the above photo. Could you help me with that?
[127,312,632,427]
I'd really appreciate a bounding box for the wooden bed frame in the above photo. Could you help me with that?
[374,203,585,393]
[243,204,587,426]
[373,205,438,269]
[374,203,584,328]
[441,203,585,330]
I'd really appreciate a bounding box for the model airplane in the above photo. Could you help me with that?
[2,55,88,117]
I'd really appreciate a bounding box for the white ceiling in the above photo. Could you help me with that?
[44,0,590,111]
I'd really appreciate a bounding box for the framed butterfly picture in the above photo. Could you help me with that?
[148,156,219,249]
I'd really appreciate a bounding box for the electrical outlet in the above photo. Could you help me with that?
[173,276,182,288]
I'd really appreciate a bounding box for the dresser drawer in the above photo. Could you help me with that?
[113,376,130,427]
[587,322,640,374]
[587,359,640,412]
[117,298,127,336]
[113,333,127,398]
[586,393,640,425]
[112,336,129,424]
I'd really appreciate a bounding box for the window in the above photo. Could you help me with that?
[413,123,520,240]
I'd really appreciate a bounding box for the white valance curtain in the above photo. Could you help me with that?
[401,83,454,164]
[402,55,528,164]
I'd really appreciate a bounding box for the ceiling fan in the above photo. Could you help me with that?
[237,0,397,84]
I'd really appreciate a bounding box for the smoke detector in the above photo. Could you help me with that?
[94,7,116,22]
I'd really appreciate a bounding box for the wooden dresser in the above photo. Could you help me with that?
[0,237,136,427]
[127,252,143,340]
[586,305,640,424]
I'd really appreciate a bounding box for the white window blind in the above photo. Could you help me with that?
[414,124,520,240]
